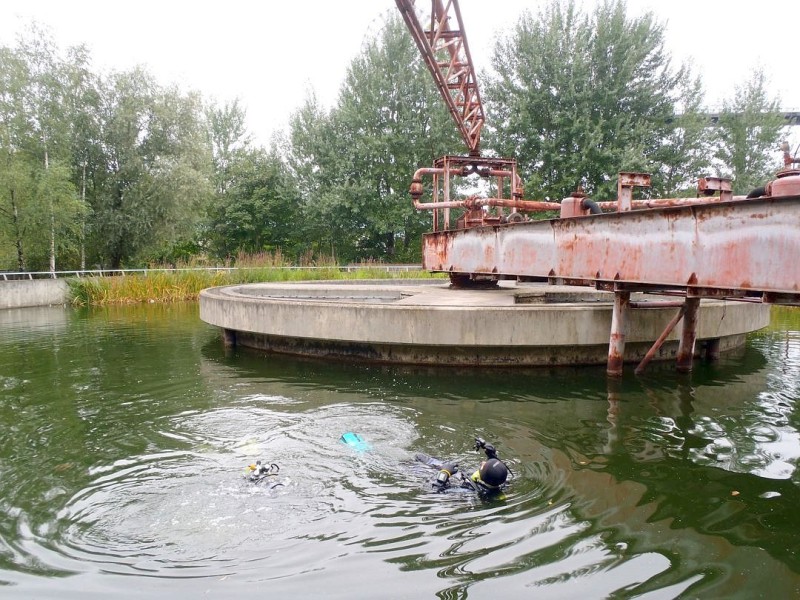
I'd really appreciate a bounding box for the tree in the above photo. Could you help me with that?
[288,16,459,262]
[24,160,86,269]
[62,43,101,270]
[206,98,251,195]
[0,26,88,272]
[0,45,32,270]
[206,147,301,259]
[89,69,213,268]
[286,95,356,260]
[484,0,690,201]
[712,68,785,195]
[15,23,80,271]
[652,74,713,196]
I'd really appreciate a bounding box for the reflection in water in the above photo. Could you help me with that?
[0,303,799,598]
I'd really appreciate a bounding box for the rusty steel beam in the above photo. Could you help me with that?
[422,195,800,301]
[395,0,485,155]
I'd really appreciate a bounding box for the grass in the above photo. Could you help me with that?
[67,258,443,306]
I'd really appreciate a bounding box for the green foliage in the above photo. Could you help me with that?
[713,68,785,195]
[484,0,692,200]
[0,152,36,270]
[24,160,86,270]
[205,148,302,259]
[654,75,713,196]
[288,16,460,262]
[0,31,91,271]
[88,71,213,268]
[206,99,251,195]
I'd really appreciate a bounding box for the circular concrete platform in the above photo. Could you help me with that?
[199,280,771,367]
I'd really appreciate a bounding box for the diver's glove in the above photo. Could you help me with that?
[474,437,498,460]
[434,461,459,489]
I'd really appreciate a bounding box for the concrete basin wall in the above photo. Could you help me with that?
[0,279,69,309]
[199,281,771,367]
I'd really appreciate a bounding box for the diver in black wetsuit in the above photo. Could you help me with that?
[416,438,510,495]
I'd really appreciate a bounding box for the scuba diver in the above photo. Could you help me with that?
[244,460,284,489]
[416,437,510,496]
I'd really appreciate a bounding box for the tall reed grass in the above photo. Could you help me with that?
[67,255,440,306]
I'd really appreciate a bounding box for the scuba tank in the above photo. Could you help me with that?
[245,460,282,487]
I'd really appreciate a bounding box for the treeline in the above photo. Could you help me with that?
[0,0,788,272]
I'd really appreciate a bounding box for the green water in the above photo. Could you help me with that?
[0,303,798,599]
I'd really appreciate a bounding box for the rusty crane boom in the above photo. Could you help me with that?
[395,0,484,155]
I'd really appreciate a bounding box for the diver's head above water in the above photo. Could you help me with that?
[475,458,508,489]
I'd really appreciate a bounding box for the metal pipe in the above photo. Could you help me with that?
[413,197,561,211]
[474,198,559,211]
[634,304,687,375]
[581,198,603,214]
[607,291,630,377]
[485,169,523,197]
[676,297,701,372]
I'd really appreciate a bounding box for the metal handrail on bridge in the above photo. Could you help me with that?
[0,265,425,281]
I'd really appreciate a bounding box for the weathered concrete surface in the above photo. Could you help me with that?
[199,280,771,366]
[0,279,68,310]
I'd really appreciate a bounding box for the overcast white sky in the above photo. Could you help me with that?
[0,0,797,148]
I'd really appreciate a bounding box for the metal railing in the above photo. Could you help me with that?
[0,265,425,281]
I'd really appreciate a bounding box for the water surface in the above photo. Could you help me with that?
[1,303,799,598]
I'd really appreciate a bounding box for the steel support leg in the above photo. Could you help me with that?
[634,304,687,375]
[607,291,630,377]
[676,298,700,372]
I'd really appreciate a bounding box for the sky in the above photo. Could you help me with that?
[0,0,797,149]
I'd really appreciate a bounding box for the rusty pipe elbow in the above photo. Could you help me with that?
[409,178,424,202]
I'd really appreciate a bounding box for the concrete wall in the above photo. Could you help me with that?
[200,282,771,367]
[0,279,69,309]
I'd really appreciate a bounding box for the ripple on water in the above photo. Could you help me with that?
[27,394,590,592]
[44,402,423,579]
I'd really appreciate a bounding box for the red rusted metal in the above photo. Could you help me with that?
[410,156,529,230]
[676,297,700,372]
[781,141,800,168]
[768,169,800,197]
[634,304,687,375]
[395,0,485,155]
[607,291,630,377]
[617,173,650,212]
[411,167,754,222]
[697,176,733,201]
[421,193,800,303]
[594,196,737,210]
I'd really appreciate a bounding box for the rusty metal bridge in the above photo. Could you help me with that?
[417,169,800,375]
